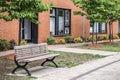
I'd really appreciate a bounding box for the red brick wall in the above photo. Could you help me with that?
[38,12,50,43]
[0,0,119,44]
[0,19,19,44]
[38,0,87,43]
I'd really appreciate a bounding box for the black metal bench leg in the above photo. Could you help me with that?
[41,57,58,67]
[41,60,48,66]
[12,66,20,74]
[22,67,31,76]
[51,60,58,68]
[12,56,31,76]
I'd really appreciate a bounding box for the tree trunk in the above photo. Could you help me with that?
[91,21,94,44]
[112,23,114,42]
[96,23,98,44]
[109,22,112,42]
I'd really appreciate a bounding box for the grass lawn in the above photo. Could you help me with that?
[0,58,35,80]
[0,51,104,80]
[48,51,105,68]
[73,42,120,52]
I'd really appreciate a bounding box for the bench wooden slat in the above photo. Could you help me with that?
[18,54,59,62]
[14,43,48,59]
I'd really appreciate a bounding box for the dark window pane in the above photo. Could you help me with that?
[90,22,106,34]
[50,8,71,36]
[58,9,64,16]
[65,10,70,26]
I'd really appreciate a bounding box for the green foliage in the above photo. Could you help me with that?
[72,0,120,42]
[0,39,10,51]
[74,37,83,43]
[118,33,120,38]
[47,37,55,45]
[97,36,103,41]
[113,35,119,39]
[88,36,96,42]
[80,36,86,41]
[0,0,53,24]
[9,39,17,49]
[58,39,66,44]
[20,39,27,45]
[102,35,109,40]
[64,36,74,43]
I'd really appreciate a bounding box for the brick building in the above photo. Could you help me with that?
[0,0,119,44]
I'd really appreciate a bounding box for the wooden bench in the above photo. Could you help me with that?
[11,43,59,76]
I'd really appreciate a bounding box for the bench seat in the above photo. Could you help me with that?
[11,43,59,76]
[18,54,59,62]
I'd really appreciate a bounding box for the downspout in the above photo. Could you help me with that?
[82,16,85,42]
[18,19,21,45]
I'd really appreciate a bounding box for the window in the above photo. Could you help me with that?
[90,22,107,34]
[50,8,71,36]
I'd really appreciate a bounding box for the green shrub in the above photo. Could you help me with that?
[97,36,103,41]
[113,35,119,39]
[58,39,66,44]
[9,39,17,49]
[118,33,120,38]
[74,37,83,43]
[102,35,109,40]
[0,39,10,51]
[87,36,96,42]
[64,36,74,43]
[47,37,55,45]
[20,39,27,45]
[80,36,86,41]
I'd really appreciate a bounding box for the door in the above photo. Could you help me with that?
[21,19,38,43]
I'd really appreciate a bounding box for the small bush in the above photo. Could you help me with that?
[0,39,10,51]
[20,39,27,45]
[97,36,103,41]
[80,36,86,41]
[9,39,17,49]
[47,37,55,45]
[102,35,109,40]
[87,36,96,42]
[74,37,83,43]
[117,33,120,38]
[58,39,66,44]
[64,36,74,43]
[113,35,119,39]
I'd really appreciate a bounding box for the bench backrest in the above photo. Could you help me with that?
[14,43,48,60]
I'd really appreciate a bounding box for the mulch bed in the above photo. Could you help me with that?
[87,44,103,47]
[2,54,14,60]
[102,42,119,45]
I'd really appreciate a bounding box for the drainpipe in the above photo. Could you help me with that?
[82,16,85,42]
[18,19,21,45]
